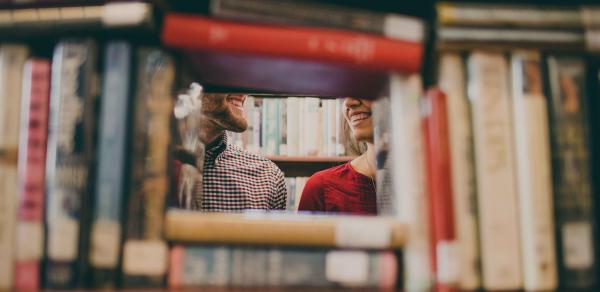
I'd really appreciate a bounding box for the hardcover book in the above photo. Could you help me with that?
[169,245,398,289]
[546,55,596,289]
[467,51,522,290]
[387,73,432,291]
[438,53,481,290]
[511,51,557,291]
[0,44,29,291]
[162,14,423,73]
[88,41,133,288]
[422,88,459,291]
[210,0,424,42]
[121,48,175,288]
[14,58,50,291]
[44,39,98,289]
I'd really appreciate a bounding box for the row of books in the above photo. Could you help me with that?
[435,2,600,51]
[375,50,600,291]
[0,39,177,290]
[227,97,346,157]
[164,210,406,290]
[284,176,309,211]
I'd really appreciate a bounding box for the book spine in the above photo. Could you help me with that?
[589,58,600,292]
[252,98,262,154]
[162,14,423,73]
[0,2,153,35]
[326,99,337,156]
[387,73,432,291]
[422,88,459,291]
[88,41,132,288]
[0,44,28,291]
[334,99,344,156]
[437,3,582,28]
[286,97,299,156]
[295,177,306,210]
[438,53,481,290]
[263,98,280,155]
[373,95,393,215]
[302,98,320,156]
[279,98,287,155]
[121,48,175,288]
[169,245,397,288]
[243,95,255,152]
[44,39,98,289]
[285,177,296,211]
[581,6,600,28]
[14,59,50,291]
[437,27,585,45]
[546,55,596,289]
[585,30,600,52]
[210,0,424,42]
[467,51,522,290]
[510,51,558,291]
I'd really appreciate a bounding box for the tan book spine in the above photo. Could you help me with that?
[165,211,406,249]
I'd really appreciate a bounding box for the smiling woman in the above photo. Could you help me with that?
[297,97,378,215]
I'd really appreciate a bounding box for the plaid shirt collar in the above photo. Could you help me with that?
[205,132,228,163]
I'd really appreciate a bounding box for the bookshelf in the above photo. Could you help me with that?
[268,155,354,177]
[5,0,600,291]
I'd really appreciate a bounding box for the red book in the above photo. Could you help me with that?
[422,88,458,292]
[162,13,423,73]
[14,59,51,291]
[184,50,388,99]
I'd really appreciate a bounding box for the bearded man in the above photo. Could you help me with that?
[175,86,287,211]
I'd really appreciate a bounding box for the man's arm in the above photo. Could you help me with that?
[270,167,288,210]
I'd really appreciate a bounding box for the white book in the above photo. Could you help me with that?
[334,98,345,156]
[467,51,522,290]
[286,97,300,156]
[0,44,28,290]
[251,98,262,154]
[297,99,305,156]
[388,73,433,291]
[317,100,324,156]
[279,98,287,155]
[243,95,255,151]
[326,99,339,156]
[261,98,278,155]
[302,98,320,156]
[438,53,481,290]
[510,51,557,291]
[321,99,331,156]
[295,177,307,210]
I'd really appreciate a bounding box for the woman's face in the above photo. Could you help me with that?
[343,97,374,143]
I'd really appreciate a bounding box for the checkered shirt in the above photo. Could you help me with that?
[197,133,287,211]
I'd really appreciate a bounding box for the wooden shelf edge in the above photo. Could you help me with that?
[267,155,355,163]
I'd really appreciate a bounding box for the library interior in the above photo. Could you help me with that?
[0,0,600,291]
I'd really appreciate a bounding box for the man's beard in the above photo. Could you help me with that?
[206,107,248,133]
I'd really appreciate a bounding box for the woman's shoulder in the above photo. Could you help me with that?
[310,162,351,181]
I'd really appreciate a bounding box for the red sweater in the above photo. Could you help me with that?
[298,163,377,215]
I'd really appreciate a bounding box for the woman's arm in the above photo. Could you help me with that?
[298,174,326,211]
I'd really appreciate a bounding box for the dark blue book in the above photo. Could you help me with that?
[87,41,133,288]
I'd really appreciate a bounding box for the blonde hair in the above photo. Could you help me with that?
[340,112,367,156]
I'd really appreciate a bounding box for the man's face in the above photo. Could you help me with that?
[202,93,249,132]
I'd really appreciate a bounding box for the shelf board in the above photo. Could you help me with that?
[268,156,354,177]
[267,156,354,163]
